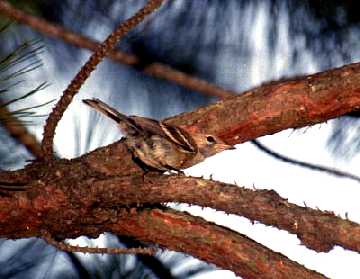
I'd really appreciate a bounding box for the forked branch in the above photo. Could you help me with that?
[0,0,236,99]
[40,0,165,159]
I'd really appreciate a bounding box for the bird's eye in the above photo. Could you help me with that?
[206,135,216,144]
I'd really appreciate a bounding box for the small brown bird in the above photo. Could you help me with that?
[83,98,234,172]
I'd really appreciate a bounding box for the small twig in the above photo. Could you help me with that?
[41,0,165,160]
[118,235,175,278]
[0,1,237,99]
[251,139,360,183]
[41,230,156,255]
[0,104,42,159]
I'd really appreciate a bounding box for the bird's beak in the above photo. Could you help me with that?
[218,143,236,151]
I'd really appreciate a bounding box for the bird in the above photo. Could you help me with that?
[83,98,234,172]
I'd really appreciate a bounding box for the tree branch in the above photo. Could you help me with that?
[164,62,360,146]
[70,174,360,254]
[0,15,358,274]
[40,0,165,159]
[251,139,360,183]
[2,151,360,256]
[1,1,358,178]
[2,2,358,180]
[119,236,176,279]
[0,185,327,279]
[0,104,42,159]
[109,208,327,279]
[0,0,236,99]
[41,230,156,255]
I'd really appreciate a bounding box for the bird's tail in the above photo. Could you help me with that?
[82,98,128,124]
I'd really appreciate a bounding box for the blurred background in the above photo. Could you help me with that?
[0,0,359,278]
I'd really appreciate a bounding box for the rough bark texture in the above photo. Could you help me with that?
[0,184,326,279]
[1,61,360,278]
[2,163,359,255]
[2,1,359,278]
[109,209,326,279]
[91,175,360,253]
[166,62,360,146]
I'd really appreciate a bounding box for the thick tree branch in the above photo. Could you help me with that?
[2,152,360,255]
[41,0,165,159]
[1,1,359,174]
[0,1,357,277]
[0,13,358,274]
[165,62,360,146]
[90,175,360,253]
[109,208,327,279]
[2,1,358,175]
[0,184,327,279]
[1,62,360,252]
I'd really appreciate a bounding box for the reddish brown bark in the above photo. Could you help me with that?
[166,63,360,146]
[1,62,359,278]
[2,163,358,255]
[90,175,360,253]
[0,181,326,279]
[1,2,360,273]
[111,208,326,279]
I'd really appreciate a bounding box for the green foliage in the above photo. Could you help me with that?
[0,23,53,125]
